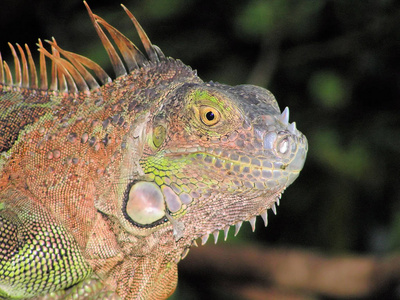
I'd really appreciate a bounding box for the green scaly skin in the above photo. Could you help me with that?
[0,4,307,300]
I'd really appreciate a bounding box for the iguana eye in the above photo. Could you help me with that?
[199,106,220,126]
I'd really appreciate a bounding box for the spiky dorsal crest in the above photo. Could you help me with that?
[0,1,165,94]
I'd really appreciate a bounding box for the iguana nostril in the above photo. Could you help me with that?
[278,138,289,154]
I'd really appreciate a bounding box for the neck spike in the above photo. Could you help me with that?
[1,2,168,94]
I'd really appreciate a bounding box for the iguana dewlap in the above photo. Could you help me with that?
[0,2,308,300]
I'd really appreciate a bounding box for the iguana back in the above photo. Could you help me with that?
[0,2,308,299]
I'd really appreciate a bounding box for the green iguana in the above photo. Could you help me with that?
[0,2,308,299]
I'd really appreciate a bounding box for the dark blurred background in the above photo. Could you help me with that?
[1,0,399,299]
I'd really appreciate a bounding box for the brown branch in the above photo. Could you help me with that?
[178,245,400,299]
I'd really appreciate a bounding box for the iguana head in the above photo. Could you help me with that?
[124,81,307,250]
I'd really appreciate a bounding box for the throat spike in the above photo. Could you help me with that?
[181,248,189,260]
[201,234,209,245]
[164,212,185,241]
[249,216,256,232]
[213,231,219,244]
[272,203,277,215]
[261,211,268,227]
[224,226,230,241]
[234,221,243,236]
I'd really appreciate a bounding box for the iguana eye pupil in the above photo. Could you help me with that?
[199,106,220,126]
[205,111,214,121]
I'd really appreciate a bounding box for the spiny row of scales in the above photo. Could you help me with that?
[177,199,280,261]
[0,2,163,94]
[197,198,280,248]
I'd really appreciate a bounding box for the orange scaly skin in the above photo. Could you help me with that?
[0,3,307,300]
